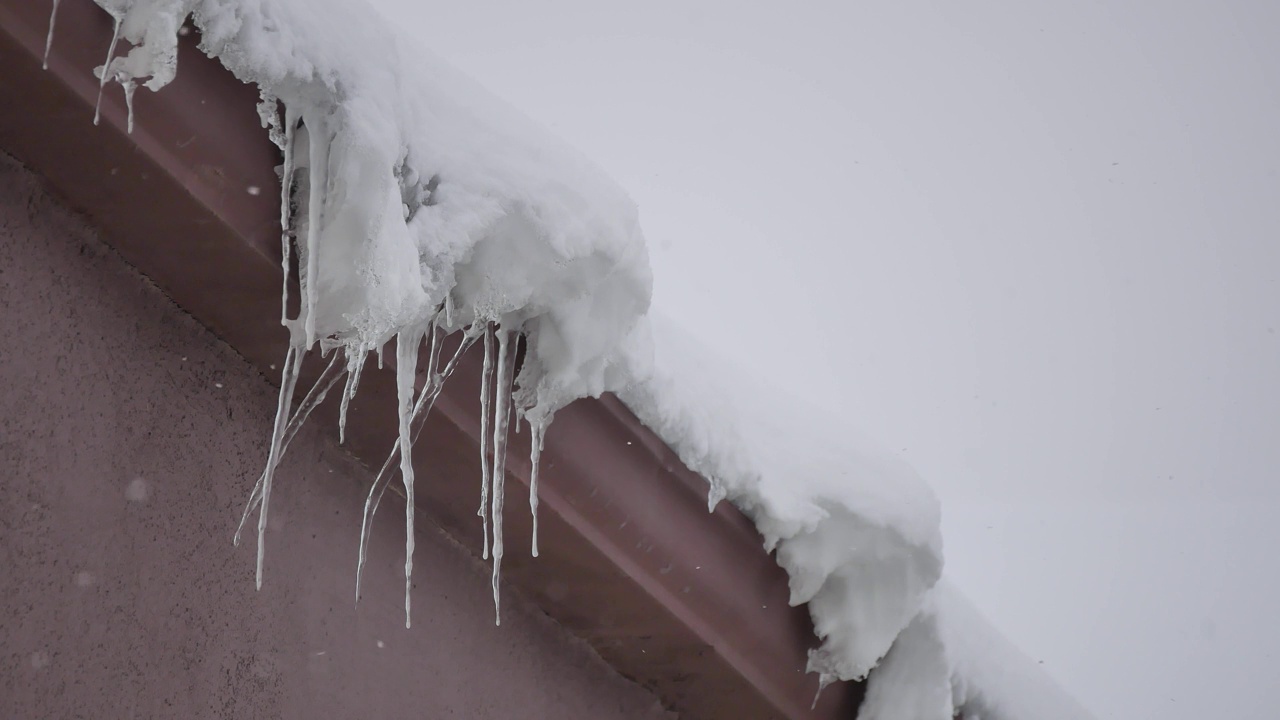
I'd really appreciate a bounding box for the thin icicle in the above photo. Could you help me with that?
[42,0,61,70]
[234,103,320,559]
[528,417,547,558]
[394,326,426,628]
[93,16,122,126]
[122,80,136,134]
[277,108,298,327]
[338,346,367,444]
[234,352,345,546]
[489,328,515,625]
[347,347,368,398]
[355,434,405,602]
[423,318,443,389]
[706,476,727,513]
[356,326,479,601]
[255,345,305,589]
[478,324,495,560]
[300,113,329,348]
[811,673,835,710]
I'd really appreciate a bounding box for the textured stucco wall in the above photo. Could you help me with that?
[0,153,670,720]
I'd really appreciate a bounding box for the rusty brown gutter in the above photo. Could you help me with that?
[0,2,863,717]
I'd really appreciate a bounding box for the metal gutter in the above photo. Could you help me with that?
[0,2,863,717]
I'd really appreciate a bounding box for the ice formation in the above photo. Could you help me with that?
[622,314,945,684]
[41,0,61,70]
[624,318,1094,719]
[72,0,649,628]
[61,0,1091,716]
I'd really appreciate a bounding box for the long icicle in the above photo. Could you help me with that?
[122,80,136,134]
[255,345,305,589]
[529,417,547,558]
[394,326,426,628]
[489,328,515,625]
[338,346,367,444]
[42,0,61,70]
[234,352,345,546]
[235,106,311,549]
[278,107,298,327]
[347,348,368,399]
[478,324,495,559]
[93,16,122,126]
[394,315,442,625]
[424,319,444,391]
[355,324,479,601]
[300,114,329,348]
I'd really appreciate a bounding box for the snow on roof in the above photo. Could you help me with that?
[626,318,1096,720]
[72,0,1093,717]
[622,313,944,685]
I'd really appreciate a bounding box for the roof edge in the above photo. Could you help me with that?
[0,1,862,717]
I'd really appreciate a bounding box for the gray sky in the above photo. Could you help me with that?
[371,1,1280,717]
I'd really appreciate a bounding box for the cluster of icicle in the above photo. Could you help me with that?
[46,0,555,625]
[228,105,546,627]
[45,0,157,134]
[227,302,546,629]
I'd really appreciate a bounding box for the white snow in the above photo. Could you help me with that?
[856,606,954,720]
[67,0,1091,716]
[621,314,944,684]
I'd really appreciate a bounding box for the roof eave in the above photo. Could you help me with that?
[0,2,862,717]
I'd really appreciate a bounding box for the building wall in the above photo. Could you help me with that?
[0,153,670,720]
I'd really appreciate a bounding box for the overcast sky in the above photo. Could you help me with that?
[369,1,1280,717]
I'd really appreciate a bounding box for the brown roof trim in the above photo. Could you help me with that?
[0,2,862,717]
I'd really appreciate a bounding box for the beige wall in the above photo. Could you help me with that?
[0,153,670,720]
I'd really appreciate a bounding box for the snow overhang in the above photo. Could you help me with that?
[0,2,862,718]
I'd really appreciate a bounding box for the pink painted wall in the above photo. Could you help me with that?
[0,152,671,720]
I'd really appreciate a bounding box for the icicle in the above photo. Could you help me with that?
[338,346,367,444]
[256,92,286,149]
[277,108,299,328]
[528,417,548,558]
[478,324,495,560]
[300,113,330,348]
[122,80,136,134]
[234,352,345,546]
[489,328,516,625]
[348,346,369,397]
[93,16,122,126]
[355,434,404,602]
[706,476,727,512]
[424,318,444,389]
[356,326,479,601]
[42,0,61,70]
[339,367,357,418]
[394,326,426,628]
[254,345,306,589]
[811,673,835,710]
